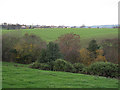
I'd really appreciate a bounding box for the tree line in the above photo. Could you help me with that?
[2,33,118,64]
[2,32,119,78]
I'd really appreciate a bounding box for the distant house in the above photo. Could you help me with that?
[80,25,86,28]
[21,25,26,29]
[50,26,57,28]
[58,26,65,28]
[66,26,71,28]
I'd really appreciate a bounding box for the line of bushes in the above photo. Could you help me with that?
[29,59,119,78]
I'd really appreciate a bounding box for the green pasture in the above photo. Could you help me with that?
[2,62,118,88]
[2,28,118,47]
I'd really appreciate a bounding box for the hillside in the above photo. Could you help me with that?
[2,62,118,88]
[2,28,118,48]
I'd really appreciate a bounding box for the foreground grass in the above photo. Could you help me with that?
[2,28,118,48]
[2,62,118,88]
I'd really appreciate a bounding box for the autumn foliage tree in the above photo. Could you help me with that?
[79,48,93,66]
[14,33,46,64]
[79,48,107,66]
[57,33,80,63]
[95,49,107,62]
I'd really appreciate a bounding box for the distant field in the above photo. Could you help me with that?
[2,62,118,88]
[2,28,118,47]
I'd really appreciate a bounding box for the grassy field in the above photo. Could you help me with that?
[2,28,118,48]
[2,62,118,88]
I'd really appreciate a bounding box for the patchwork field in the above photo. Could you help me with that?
[2,28,118,48]
[2,62,118,88]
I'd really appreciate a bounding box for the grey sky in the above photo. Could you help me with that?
[0,0,119,26]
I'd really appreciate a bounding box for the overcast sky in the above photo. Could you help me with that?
[0,0,119,26]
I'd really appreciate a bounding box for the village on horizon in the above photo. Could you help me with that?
[0,22,119,30]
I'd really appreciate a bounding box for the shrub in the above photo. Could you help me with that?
[30,59,75,72]
[29,62,41,69]
[86,62,118,78]
[39,63,50,70]
[53,59,75,72]
[82,67,89,74]
[73,63,85,73]
[29,62,50,70]
[47,61,55,71]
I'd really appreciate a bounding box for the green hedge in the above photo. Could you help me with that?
[73,63,85,73]
[83,62,118,78]
[30,61,119,78]
[30,59,75,72]
[29,62,50,70]
[53,59,75,72]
